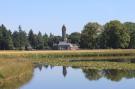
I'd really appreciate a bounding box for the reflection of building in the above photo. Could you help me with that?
[62,66,67,77]
[54,25,79,50]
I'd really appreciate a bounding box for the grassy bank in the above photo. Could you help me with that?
[32,58,135,70]
[0,49,135,59]
[0,59,33,89]
[0,49,135,70]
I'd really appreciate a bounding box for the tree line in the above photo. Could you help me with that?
[80,20,135,49]
[0,20,135,50]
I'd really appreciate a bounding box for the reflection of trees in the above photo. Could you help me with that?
[83,69,102,80]
[34,64,68,77]
[50,65,54,69]
[38,64,42,71]
[82,69,135,82]
[34,63,42,71]
[43,65,49,69]
[104,70,135,81]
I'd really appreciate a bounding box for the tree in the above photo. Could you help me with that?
[124,22,135,34]
[53,36,62,44]
[80,22,102,49]
[6,30,14,49]
[124,22,135,48]
[101,20,130,49]
[12,31,20,49]
[48,33,54,49]
[47,33,62,49]
[43,33,49,49]
[12,25,27,50]
[128,31,135,48]
[69,32,81,46]
[18,26,28,50]
[0,24,13,50]
[28,29,38,49]
[36,32,44,49]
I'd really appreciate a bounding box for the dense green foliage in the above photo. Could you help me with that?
[0,20,135,50]
[100,20,130,49]
[80,20,134,49]
[69,32,81,46]
[0,25,13,50]
[12,26,28,50]
[124,22,135,48]
[80,23,102,49]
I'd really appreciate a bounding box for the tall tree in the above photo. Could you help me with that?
[124,22,135,48]
[36,32,44,49]
[128,31,135,48]
[43,33,49,49]
[12,31,20,49]
[101,20,130,49]
[0,24,13,50]
[6,30,14,49]
[48,33,54,49]
[13,25,27,50]
[53,36,62,44]
[69,32,81,46]
[124,22,135,34]
[80,22,102,49]
[28,29,38,49]
[19,26,27,50]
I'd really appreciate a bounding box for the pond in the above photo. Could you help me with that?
[20,64,135,89]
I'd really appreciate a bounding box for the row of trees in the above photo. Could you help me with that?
[80,20,135,49]
[0,25,61,50]
[0,20,135,50]
[0,24,80,50]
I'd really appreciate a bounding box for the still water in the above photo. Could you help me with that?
[20,64,135,89]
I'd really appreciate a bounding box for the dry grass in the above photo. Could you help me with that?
[0,58,33,89]
[0,49,135,53]
[0,59,33,81]
[0,49,135,59]
[32,58,135,70]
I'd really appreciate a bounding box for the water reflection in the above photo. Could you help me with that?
[1,62,135,89]
[34,64,135,82]
[63,66,67,77]
[83,69,135,81]
[20,63,135,89]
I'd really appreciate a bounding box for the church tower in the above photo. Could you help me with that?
[62,25,67,42]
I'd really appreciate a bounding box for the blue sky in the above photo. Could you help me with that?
[0,0,135,35]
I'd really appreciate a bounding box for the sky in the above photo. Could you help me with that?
[0,0,135,35]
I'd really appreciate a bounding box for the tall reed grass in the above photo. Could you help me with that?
[0,58,33,88]
[0,49,135,59]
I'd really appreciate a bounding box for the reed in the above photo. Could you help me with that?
[32,58,135,70]
[0,58,33,86]
[0,49,135,59]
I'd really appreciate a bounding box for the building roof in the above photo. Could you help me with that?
[58,41,73,47]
